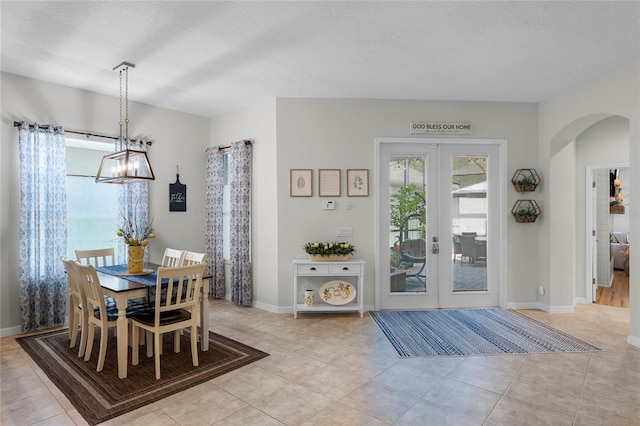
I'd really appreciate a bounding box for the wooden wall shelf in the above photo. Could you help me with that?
[512,199,541,223]
[610,205,625,214]
[511,168,540,192]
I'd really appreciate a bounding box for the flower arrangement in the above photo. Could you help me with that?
[610,179,624,206]
[620,246,630,260]
[304,241,355,256]
[116,212,155,247]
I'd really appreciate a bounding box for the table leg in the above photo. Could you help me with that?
[200,279,209,351]
[115,293,129,379]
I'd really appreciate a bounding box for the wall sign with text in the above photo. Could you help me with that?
[169,171,187,212]
[409,122,473,135]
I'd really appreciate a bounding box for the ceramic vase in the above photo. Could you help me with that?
[304,290,315,307]
[127,245,144,274]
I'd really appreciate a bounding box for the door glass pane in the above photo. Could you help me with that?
[389,155,426,293]
[451,156,488,292]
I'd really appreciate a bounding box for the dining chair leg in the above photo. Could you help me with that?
[69,314,79,349]
[146,331,153,357]
[69,294,78,347]
[84,326,95,362]
[132,324,140,366]
[190,326,198,367]
[97,327,108,372]
[154,333,162,380]
[77,312,87,358]
[174,330,181,353]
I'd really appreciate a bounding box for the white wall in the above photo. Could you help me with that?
[210,99,279,308]
[274,98,539,308]
[1,72,210,331]
[539,59,639,346]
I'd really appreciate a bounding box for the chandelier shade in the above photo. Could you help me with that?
[95,147,155,183]
[96,61,155,184]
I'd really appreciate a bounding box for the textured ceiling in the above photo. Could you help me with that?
[1,1,639,118]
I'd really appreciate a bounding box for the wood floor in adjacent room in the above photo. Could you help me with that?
[596,270,630,308]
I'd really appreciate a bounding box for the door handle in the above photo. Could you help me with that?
[432,244,439,254]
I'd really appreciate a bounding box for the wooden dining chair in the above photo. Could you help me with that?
[162,248,185,267]
[61,256,89,357]
[76,248,115,267]
[131,263,205,379]
[74,262,118,372]
[181,251,207,266]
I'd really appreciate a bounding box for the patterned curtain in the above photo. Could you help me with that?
[18,123,68,332]
[117,141,150,264]
[205,147,226,298]
[229,141,252,306]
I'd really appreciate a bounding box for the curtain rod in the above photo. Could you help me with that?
[13,121,152,146]
[219,140,252,150]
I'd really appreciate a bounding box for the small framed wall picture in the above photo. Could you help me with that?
[319,169,341,197]
[347,169,369,197]
[290,169,313,197]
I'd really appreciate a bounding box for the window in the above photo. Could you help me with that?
[65,138,118,259]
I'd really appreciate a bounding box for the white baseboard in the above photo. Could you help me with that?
[574,297,588,305]
[507,302,546,311]
[548,305,576,313]
[506,303,575,313]
[0,325,22,338]
[627,335,640,349]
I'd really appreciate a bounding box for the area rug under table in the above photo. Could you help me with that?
[17,329,268,425]
[370,308,601,357]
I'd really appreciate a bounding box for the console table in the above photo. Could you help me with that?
[293,258,365,318]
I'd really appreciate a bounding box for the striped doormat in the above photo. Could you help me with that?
[370,309,601,357]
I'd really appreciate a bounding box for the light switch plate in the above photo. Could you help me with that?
[336,227,353,237]
[323,200,336,210]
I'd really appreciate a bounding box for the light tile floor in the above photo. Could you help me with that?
[1,301,639,425]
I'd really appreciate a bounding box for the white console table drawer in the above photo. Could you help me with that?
[296,264,329,275]
[329,264,361,274]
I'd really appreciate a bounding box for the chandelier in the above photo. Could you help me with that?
[95,62,155,184]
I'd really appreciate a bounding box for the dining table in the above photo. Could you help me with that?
[94,263,211,379]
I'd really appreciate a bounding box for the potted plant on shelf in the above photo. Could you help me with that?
[511,200,541,223]
[511,169,540,192]
[304,241,355,262]
[515,175,536,192]
[610,180,625,214]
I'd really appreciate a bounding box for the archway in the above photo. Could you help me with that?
[548,114,633,313]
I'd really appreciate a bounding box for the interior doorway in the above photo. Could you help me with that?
[586,164,630,307]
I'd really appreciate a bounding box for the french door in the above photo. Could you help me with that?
[376,138,504,310]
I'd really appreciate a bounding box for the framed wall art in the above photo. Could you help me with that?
[290,169,313,197]
[319,169,341,197]
[347,169,369,197]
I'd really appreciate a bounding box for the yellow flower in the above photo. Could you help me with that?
[148,233,156,239]
[117,231,123,237]
[141,240,149,246]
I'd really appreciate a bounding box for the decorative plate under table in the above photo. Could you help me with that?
[319,280,356,305]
